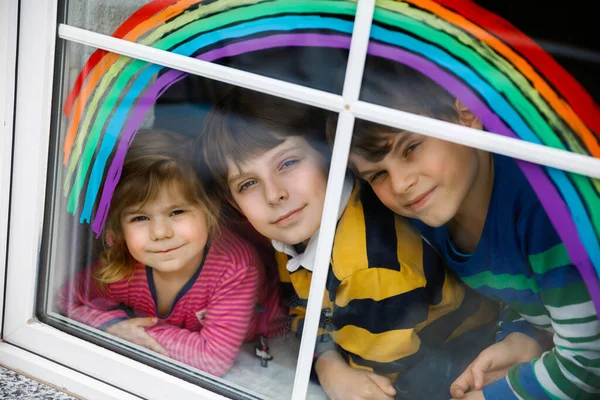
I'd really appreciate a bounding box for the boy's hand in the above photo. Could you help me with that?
[105,317,169,356]
[450,332,543,398]
[451,389,485,400]
[315,350,396,400]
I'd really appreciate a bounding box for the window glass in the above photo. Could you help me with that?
[321,1,599,398]
[39,39,329,399]
[62,0,356,93]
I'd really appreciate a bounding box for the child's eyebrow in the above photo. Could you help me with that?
[227,145,299,185]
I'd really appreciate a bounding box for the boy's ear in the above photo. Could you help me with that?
[454,98,483,130]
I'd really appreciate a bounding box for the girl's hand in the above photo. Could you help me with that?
[105,317,169,356]
[450,332,543,398]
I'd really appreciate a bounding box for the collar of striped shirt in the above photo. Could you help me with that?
[272,174,354,273]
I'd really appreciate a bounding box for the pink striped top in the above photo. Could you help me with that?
[57,229,285,377]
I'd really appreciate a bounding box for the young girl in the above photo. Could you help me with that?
[58,129,285,377]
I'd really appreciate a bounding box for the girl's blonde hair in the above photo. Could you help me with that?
[94,129,220,287]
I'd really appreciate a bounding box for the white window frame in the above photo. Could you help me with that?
[2,1,599,400]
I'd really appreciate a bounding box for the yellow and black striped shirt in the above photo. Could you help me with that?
[277,182,496,377]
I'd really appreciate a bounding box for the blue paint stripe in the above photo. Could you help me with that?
[79,15,600,285]
[370,24,600,280]
[80,15,354,221]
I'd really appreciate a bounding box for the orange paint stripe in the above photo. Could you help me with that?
[63,0,201,165]
[403,0,600,157]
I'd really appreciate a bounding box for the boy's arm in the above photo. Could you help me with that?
[495,305,553,350]
[56,265,131,330]
[279,273,339,360]
[482,206,600,400]
[145,265,259,377]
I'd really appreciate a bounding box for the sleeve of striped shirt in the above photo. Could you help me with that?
[496,306,553,349]
[482,205,600,400]
[56,265,130,330]
[145,264,260,377]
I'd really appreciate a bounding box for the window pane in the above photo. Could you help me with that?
[62,0,357,94]
[39,39,329,399]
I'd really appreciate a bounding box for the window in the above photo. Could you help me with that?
[2,1,599,400]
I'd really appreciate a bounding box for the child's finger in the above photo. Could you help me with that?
[367,372,397,397]
[148,341,169,356]
[450,366,475,399]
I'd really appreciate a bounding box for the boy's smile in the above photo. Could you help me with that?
[351,131,489,230]
[227,136,328,245]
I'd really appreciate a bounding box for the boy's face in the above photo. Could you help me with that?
[351,131,481,227]
[226,136,328,245]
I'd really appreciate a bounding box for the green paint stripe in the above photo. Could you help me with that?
[570,173,600,244]
[374,2,600,236]
[65,0,356,204]
[374,7,564,150]
[375,0,588,157]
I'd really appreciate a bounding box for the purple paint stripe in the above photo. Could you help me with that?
[368,42,600,308]
[92,33,352,234]
[91,32,599,308]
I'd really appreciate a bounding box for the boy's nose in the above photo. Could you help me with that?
[391,172,417,196]
[265,181,288,204]
[150,219,173,240]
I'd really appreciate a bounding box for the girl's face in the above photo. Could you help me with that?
[120,185,209,277]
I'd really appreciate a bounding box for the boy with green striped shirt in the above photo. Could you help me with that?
[328,62,600,399]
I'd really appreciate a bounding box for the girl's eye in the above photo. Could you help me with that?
[239,180,257,192]
[130,215,148,223]
[404,143,420,157]
[370,171,386,183]
[281,159,299,169]
[171,209,185,216]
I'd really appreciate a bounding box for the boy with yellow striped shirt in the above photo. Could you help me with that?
[197,87,498,399]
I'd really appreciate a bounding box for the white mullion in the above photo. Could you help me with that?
[352,101,600,179]
[291,1,375,399]
[0,0,19,335]
[57,24,345,113]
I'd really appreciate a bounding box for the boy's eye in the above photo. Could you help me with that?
[404,143,420,157]
[130,215,148,223]
[281,159,299,169]
[239,180,257,192]
[370,171,386,183]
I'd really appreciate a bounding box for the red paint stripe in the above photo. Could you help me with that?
[62,0,179,117]
[435,0,600,136]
